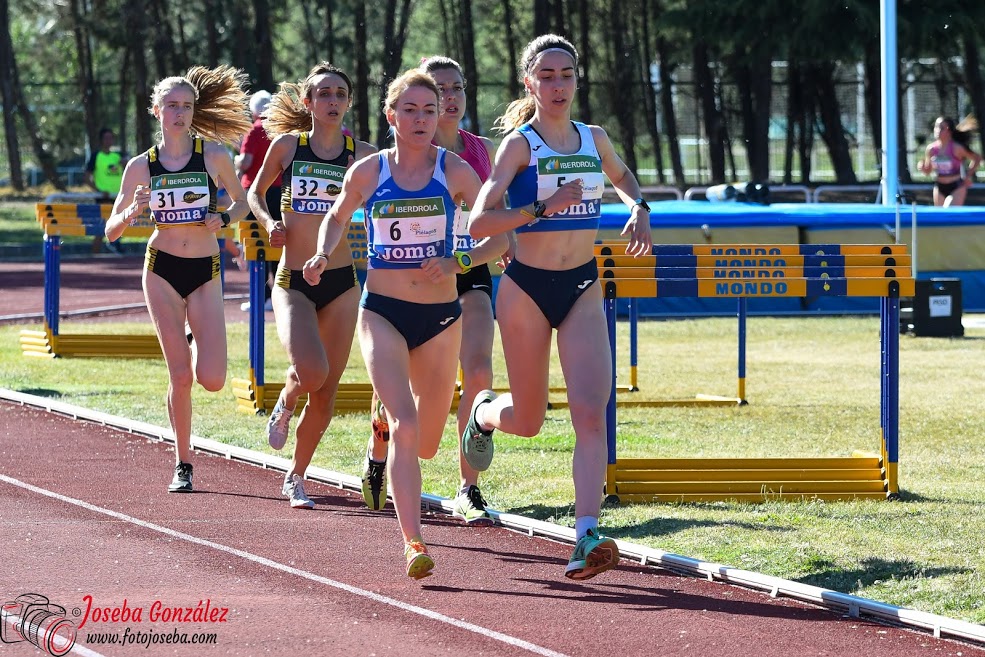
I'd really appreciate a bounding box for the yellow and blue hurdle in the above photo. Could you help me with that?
[597,242,913,503]
[20,203,236,358]
[231,219,372,414]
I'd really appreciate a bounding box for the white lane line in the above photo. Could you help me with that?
[0,473,569,657]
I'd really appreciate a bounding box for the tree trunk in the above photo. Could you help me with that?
[69,0,100,151]
[375,0,414,149]
[657,37,683,187]
[459,1,480,133]
[784,58,799,184]
[808,62,856,184]
[0,0,23,189]
[124,0,152,151]
[638,0,663,184]
[437,0,454,58]
[798,62,815,182]
[10,69,61,188]
[354,0,370,141]
[606,0,636,173]
[203,0,220,67]
[862,42,881,175]
[533,0,549,36]
[501,0,519,100]
[751,51,772,181]
[117,49,130,156]
[551,0,565,36]
[149,0,180,79]
[175,5,190,70]
[301,3,319,65]
[735,50,772,182]
[693,41,725,183]
[576,0,591,123]
[324,0,335,64]
[962,33,985,160]
[253,0,274,90]
[229,0,251,74]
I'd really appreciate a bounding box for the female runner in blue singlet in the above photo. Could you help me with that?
[463,35,653,581]
[303,69,506,580]
[105,66,253,493]
[248,63,377,509]
[361,56,506,527]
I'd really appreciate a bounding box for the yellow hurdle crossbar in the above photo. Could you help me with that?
[599,242,910,504]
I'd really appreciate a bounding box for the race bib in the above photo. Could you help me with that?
[535,155,604,220]
[290,161,346,214]
[452,200,478,252]
[370,196,447,264]
[150,172,210,224]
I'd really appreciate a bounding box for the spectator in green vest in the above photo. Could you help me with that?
[85,127,127,254]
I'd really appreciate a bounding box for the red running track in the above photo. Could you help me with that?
[1,401,980,657]
[0,255,252,325]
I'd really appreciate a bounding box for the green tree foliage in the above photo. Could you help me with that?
[3,0,985,188]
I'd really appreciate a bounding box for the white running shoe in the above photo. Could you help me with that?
[266,395,294,450]
[282,473,314,509]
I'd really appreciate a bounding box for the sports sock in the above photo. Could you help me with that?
[575,516,598,541]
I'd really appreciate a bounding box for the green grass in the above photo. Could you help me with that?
[0,203,42,244]
[3,312,985,623]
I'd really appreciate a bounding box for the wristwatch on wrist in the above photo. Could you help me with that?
[219,212,232,227]
[453,250,473,274]
[533,200,548,218]
[633,197,651,212]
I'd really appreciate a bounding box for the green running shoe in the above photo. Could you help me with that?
[361,457,387,511]
[564,528,620,580]
[452,485,494,526]
[461,389,497,471]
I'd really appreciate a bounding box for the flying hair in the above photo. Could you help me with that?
[149,65,253,144]
[264,62,353,136]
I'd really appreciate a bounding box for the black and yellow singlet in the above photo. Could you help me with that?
[147,138,218,227]
[280,132,354,215]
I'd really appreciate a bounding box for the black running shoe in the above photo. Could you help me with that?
[168,462,193,493]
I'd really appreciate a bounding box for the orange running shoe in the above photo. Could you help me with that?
[404,539,435,580]
[372,396,390,443]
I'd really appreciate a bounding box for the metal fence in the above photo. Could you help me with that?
[0,62,974,189]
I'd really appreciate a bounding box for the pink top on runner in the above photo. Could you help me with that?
[456,129,491,182]
[929,141,962,178]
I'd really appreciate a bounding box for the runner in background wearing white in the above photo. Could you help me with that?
[464,35,652,580]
